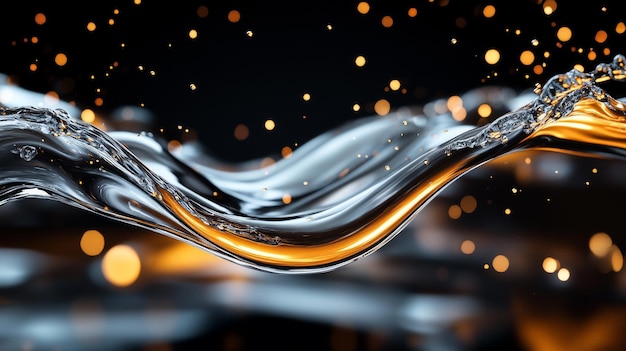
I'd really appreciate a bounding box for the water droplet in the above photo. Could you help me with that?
[18,145,37,161]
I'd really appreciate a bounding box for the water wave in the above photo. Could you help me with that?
[1,55,626,273]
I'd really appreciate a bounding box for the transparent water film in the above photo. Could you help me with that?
[1,55,626,273]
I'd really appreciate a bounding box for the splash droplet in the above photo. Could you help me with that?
[18,145,37,161]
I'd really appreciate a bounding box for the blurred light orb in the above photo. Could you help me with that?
[80,229,105,256]
[492,255,509,272]
[102,244,141,287]
[55,53,68,66]
[482,5,496,18]
[589,232,613,257]
[355,55,366,67]
[460,240,475,254]
[357,2,370,14]
[557,267,570,281]
[81,109,96,123]
[374,99,390,116]
[542,257,559,273]
[557,26,572,42]
[484,49,501,65]
[264,119,276,131]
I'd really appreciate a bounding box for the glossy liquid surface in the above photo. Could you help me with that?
[2,55,626,273]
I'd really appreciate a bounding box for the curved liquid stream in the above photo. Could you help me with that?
[1,56,626,273]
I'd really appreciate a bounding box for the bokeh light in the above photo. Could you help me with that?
[589,232,613,257]
[264,119,276,131]
[485,49,501,65]
[372,99,389,115]
[492,255,510,273]
[101,244,141,287]
[357,2,370,15]
[228,10,241,23]
[355,55,367,67]
[460,240,475,254]
[80,229,105,256]
[542,257,559,273]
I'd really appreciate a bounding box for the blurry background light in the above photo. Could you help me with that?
[101,244,141,287]
[80,229,105,256]
[589,232,613,257]
[0,249,41,287]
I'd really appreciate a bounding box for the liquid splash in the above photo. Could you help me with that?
[1,55,626,273]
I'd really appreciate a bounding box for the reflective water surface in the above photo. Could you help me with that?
[2,56,626,350]
[2,56,626,273]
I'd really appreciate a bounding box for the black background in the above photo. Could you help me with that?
[2,0,626,161]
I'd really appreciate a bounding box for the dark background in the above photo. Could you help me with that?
[3,0,626,161]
